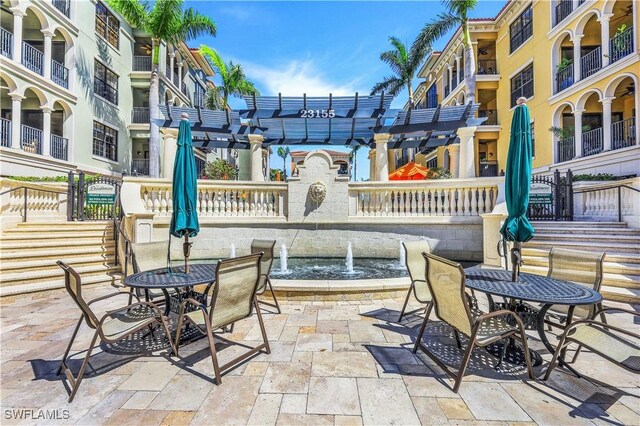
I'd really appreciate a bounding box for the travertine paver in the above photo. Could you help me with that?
[0,285,638,425]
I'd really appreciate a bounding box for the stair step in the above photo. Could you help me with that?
[600,286,640,304]
[520,265,640,289]
[0,239,115,252]
[0,256,116,272]
[530,221,628,228]
[521,248,640,264]
[523,257,640,275]
[1,232,116,241]
[0,264,121,285]
[531,233,640,242]
[524,240,640,253]
[7,223,114,233]
[0,245,117,261]
[0,273,123,297]
[531,227,640,236]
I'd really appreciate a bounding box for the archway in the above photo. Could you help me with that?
[20,87,47,154]
[606,75,637,149]
[576,12,602,79]
[552,32,574,94]
[22,7,47,76]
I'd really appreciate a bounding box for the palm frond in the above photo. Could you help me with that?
[413,12,460,58]
[205,86,225,110]
[443,0,477,19]
[387,36,408,62]
[199,45,227,79]
[370,76,404,97]
[105,0,148,28]
[178,8,217,41]
[379,51,404,76]
[148,0,183,40]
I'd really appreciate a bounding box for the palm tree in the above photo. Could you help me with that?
[413,0,478,105]
[106,0,216,178]
[277,147,290,179]
[200,46,259,110]
[370,36,425,108]
[349,145,361,181]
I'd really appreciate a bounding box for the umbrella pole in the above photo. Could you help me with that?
[183,235,192,274]
[511,241,522,282]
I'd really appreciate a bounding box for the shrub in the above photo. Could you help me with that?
[200,159,237,180]
[425,167,452,180]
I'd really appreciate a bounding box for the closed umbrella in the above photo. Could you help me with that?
[500,97,535,282]
[170,113,200,273]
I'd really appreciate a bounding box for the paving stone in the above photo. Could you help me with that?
[459,383,531,422]
[333,333,350,343]
[357,378,421,425]
[348,320,386,343]
[411,396,450,425]
[260,362,311,394]
[285,314,317,327]
[438,397,475,420]
[292,351,313,363]
[76,390,134,423]
[259,342,295,362]
[121,391,159,410]
[148,372,213,411]
[316,320,349,334]
[604,402,639,425]
[280,394,307,414]
[295,333,332,352]
[118,362,180,391]
[276,414,334,425]
[318,308,360,321]
[191,376,262,425]
[311,352,377,378]
[279,326,301,342]
[105,409,168,425]
[307,377,360,415]
[160,411,196,426]
[334,415,364,426]
[245,319,285,341]
[247,393,282,426]
[243,361,270,376]
[299,326,316,334]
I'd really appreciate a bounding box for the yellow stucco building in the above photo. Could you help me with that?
[395,0,638,179]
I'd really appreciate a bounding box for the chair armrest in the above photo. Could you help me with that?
[476,309,528,330]
[99,301,166,327]
[177,297,208,319]
[592,306,640,318]
[561,317,640,340]
[88,291,140,306]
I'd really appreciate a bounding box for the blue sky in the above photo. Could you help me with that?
[190,0,506,179]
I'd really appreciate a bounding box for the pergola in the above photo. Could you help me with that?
[157,93,485,180]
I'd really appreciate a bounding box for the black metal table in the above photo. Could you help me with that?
[124,264,216,316]
[464,267,602,373]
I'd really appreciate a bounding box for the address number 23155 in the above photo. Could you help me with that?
[300,109,336,118]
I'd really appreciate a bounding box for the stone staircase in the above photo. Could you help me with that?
[0,221,121,297]
[522,221,640,304]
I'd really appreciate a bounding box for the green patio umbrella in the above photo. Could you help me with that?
[500,97,535,282]
[170,113,200,273]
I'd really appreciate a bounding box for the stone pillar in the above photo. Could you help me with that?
[177,62,183,88]
[448,144,460,178]
[161,128,178,179]
[457,126,477,179]
[455,56,460,85]
[42,30,53,78]
[249,135,264,181]
[169,52,175,82]
[573,109,584,158]
[601,97,613,152]
[447,65,453,93]
[374,133,390,181]
[41,106,53,156]
[9,93,23,149]
[598,14,612,67]
[368,149,376,181]
[571,34,583,81]
[11,9,25,63]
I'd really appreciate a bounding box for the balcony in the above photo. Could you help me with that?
[457,70,463,86]
[612,117,636,150]
[479,160,498,177]
[582,127,603,157]
[51,59,69,88]
[131,158,150,176]
[610,26,634,64]
[477,60,497,75]
[52,0,70,17]
[20,125,42,154]
[554,0,573,27]
[580,47,601,79]
[50,134,68,161]
[0,117,10,147]
[557,137,575,163]
[555,63,574,93]
[444,84,450,98]
[0,28,12,59]
[131,107,150,124]
[478,110,498,126]
[181,81,188,97]
[133,55,152,71]
[22,42,44,76]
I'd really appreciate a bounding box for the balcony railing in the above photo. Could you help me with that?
[51,59,69,88]
[20,124,42,154]
[478,110,498,126]
[50,134,68,160]
[477,60,497,75]
[133,55,152,71]
[479,160,498,177]
[131,158,150,176]
[610,26,634,64]
[580,46,601,79]
[612,117,636,150]
[555,62,574,93]
[444,84,450,97]
[131,107,150,123]
[0,117,11,147]
[52,0,70,17]
[22,42,44,75]
[557,137,575,163]
[181,81,188,97]
[582,127,603,157]
[554,0,573,27]
[0,28,12,59]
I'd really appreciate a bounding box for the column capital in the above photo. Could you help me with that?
[160,128,179,138]
[40,105,55,114]
[169,52,176,58]
[447,143,460,153]
[9,93,25,102]
[177,62,184,68]
[373,133,390,142]
[41,29,55,38]
[248,134,264,144]
[573,108,585,116]
[571,34,584,43]
[456,126,477,137]
[597,13,614,23]
[600,97,614,105]
[9,8,26,17]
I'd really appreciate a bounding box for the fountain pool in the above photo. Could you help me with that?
[271,257,407,280]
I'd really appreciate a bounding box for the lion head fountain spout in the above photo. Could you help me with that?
[308,181,327,205]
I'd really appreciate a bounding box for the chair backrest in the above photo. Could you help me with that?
[57,261,100,329]
[423,253,473,336]
[209,253,262,328]
[403,241,431,284]
[251,239,276,291]
[548,248,605,291]
[131,241,170,273]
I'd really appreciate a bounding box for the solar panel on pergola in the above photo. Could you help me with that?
[156,93,483,152]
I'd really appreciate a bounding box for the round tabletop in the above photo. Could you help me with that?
[464,267,602,305]
[124,264,216,289]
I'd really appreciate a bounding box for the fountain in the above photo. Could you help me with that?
[279,244,289,273]
[346,241,354,273]
[398,241,406,267]
[229,243,236,258]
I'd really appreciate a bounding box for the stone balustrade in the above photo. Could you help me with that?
[574,178,640,226]
[0,178,68,228]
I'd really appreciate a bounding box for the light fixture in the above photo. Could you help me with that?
[137,151,142,156]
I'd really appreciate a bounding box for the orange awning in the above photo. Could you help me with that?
[389,162,428,180]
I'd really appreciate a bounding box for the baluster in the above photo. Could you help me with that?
[205,190,213,216]
[594,190,602,216]
[470,188,478,215]
[152,189,160,214]
[429,189,436,215]
[411,190,417,216]
[231,190,238,216]
[442,189,450,215]
[609,189,617,217]
[251,191,257,216]
[196,190,202,215]
[213,190,220,215]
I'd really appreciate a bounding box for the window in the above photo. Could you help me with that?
[194,83,206,108]
[94,61,118,104]
[530,121,535,157]
[510,5,533,53]
[93,121,118,161]
[426,157,438,169]
[426,84,438,108]
[96,2,119,48]
[511,63,534,107]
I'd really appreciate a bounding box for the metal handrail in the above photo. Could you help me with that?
[0,185,67,222]
[574,183,640,222]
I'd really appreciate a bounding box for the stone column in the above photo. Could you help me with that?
[10,9,25,63]
[177,62,183,88]
[368,149,376,181]
[41,106,53,156]
[9,93,23,149]
[601,97,613,151]
[599,14,612,67]
[249,135,264,181]
[457,126,477,179]
[573,109,584,158]
[160,128,178,179]
[374,133,390,181]
[447,65,453,93]
[168,52,175,82]
[571,34,583,81]
[448,144,460,178]
[42,30,53,78]
[455,56,461,85]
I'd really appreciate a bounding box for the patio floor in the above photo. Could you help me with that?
[0,285,638,425]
